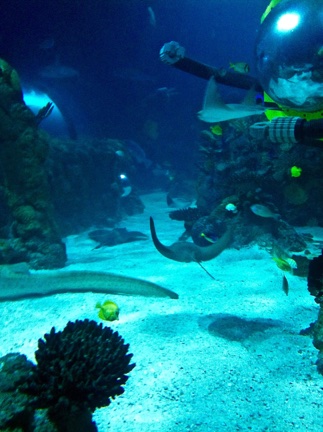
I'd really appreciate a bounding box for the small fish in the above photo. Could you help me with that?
[285,257,297,270]
[250,204,280,220]
[272,244,297,274]
[290,166,302,177]
[273,256,294,272]
[96,300,119,321]
[229,62,250,74]
[39,38,55,50]
[282,274,289,296]
[147,6,156,27]
[39,59,79,80]
[210,124,223,136]
[200,232,217,244]
[123,139,152,169]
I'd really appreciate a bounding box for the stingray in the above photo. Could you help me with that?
[150,217,231,278]
[198,76,266,123]
[0,263,178,301]
[88,228,148,248]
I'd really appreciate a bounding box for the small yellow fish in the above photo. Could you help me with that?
[272,256,297,273]
[290,166,302,177]
[229,62,250,74]
[96,300,119,322]
[210,124,223,136]
[273,256,293,272]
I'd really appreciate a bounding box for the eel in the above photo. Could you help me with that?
[0,265,178,301]
[150,216,231,263]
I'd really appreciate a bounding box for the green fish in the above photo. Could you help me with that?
[96,300,119,321]
[229,62,250,74]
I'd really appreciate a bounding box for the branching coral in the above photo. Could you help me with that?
[20,319,135,431]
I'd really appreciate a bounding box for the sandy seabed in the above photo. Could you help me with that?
[1,192,323,432]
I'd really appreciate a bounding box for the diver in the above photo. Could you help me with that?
[159,0,323,148]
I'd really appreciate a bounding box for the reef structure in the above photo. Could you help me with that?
[0,59,66,269]
[307,251,323,374]
[0,319,135,431]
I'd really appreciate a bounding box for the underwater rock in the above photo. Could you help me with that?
[0,59,66,269]
[307,250,323,299]
[169,207,204,222]
[46,138,145,235]
[307,251,323,375]
[0,353,35,430]
[283,183,308,206]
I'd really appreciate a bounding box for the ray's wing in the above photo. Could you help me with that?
[198,77,265,123]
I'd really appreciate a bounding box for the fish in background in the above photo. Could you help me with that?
[112,67,155,83]
[88,228,148,248]
[282,274,289,296]
[147,6,156,27]
[39,38,55,51]
[198,77,265,123]
[142,87,178,108]
[250,204,280,220]
[39,56,79,80]
[122,139,153,169]
[210,124,223,136]
[229,62,250,74]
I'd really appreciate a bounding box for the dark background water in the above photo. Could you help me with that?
[0,0,268,171]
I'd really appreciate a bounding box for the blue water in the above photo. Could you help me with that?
[0,0,268,170]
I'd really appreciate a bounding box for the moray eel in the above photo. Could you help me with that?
[150,216,231,263]
[0,264,178,301]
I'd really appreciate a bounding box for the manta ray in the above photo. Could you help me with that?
[198,76,266,123]
[149,217,231,278]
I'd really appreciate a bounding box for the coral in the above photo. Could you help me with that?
[0,59,66,269]
[13,205,36,223]
[307,251,323,375]
[169,207,205,222]
[0,59,22,102]
[307,250,323,300]
[0,353,35,431]
[283,183,308,205]
[21,319,135,431]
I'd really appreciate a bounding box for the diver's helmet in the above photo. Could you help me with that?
[255,0,323,119]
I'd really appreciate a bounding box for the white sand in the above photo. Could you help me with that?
[1,192,322,431]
